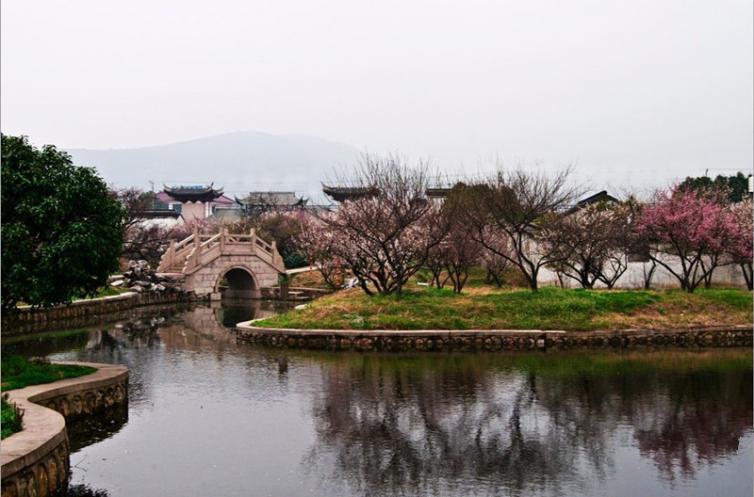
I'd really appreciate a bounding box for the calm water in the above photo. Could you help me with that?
[3,302,752,497]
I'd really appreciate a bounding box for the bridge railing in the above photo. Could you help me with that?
[158,228,284,273]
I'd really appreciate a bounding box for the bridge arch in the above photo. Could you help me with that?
[215,265,260,299]
[158,229,286,299]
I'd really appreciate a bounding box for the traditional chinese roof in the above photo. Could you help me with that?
[235,191,307,208]
[322,185,379,202]
[565,190,619,214]
[425,188,452,198]
[162,184,224,203]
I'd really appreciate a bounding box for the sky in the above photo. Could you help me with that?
[2,0,752,191]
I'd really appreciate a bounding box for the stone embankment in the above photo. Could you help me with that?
[235,322,752,352]
[0,362,128,497]
[2,291,194,337]
[261,286,332,302]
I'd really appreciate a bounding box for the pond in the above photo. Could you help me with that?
[3,302,752,497]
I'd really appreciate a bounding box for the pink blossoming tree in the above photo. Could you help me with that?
[308,156,447,295]
[727,198,753,290]
[637,188,738,292]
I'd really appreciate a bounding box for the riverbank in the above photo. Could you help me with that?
[256,287,753,331]
[237,321,752,352]
[1,357,96,439]
[1,290,195,336]
[0,362,128,496]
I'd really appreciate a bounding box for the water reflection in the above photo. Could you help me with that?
[67,484,110,497]
[7,305,750,497]
[67,404,129,452]
[305,353,752,496]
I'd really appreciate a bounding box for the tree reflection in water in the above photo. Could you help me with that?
[67,403,129,452]
[305,351,752,497]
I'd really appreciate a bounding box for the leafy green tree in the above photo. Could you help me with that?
[2,135,124,310]
[678,172,751,203]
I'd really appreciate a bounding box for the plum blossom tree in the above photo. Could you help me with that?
[622,195,659,290]
[543,201,632,289]
[637,188,738,293]
[462,169,580,291]
[727,198,753,290]
[228,209,309,268]
[424,185,483,293]
[480,247,513,287]
[296,214,347,289]
[311,155,447,295]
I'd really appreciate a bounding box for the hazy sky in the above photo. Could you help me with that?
[2,0,752,190]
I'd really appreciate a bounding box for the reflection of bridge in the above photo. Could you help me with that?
[158,228,286,300]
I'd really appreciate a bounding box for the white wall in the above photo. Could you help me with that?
[538,254,748,289]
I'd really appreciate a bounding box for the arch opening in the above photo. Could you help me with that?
[218,267,258,299]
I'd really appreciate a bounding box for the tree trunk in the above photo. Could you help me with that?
[741,262,753,291]
[528,268,539,291]
[579,271,594,289]
[643,261,657,290]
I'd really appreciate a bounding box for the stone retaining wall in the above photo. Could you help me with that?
[0,362,128,497]
[2,291,195,337]
[235,322,753,352]
[261,286,332,300]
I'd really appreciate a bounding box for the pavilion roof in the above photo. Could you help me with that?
[322,185,379,202]
[162,184,224,203]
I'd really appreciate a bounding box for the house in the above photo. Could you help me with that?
[156,184,235,222]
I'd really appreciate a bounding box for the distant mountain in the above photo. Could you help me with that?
[66,131,361,203]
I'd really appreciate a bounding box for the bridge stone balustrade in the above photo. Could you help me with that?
[158,228,286,300]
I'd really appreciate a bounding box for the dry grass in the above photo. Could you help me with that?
[288,270,333,289]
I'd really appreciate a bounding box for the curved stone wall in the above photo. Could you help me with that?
[1,362,128,497]
[235,322,753,352]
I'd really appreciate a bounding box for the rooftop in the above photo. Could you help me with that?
[322,185,379,202]
[162,184,225,203]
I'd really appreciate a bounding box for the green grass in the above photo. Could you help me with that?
[1,395,23,439]
[258,286,752,331]
[0,357,97,439]
[73,286,128,301]
[16,286,129,306]
[1,356,96,391]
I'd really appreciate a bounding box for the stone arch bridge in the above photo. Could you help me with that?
[157,229,286,300]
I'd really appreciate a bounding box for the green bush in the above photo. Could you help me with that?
[1,395,23,439]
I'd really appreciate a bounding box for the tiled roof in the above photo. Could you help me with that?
[163,184,224,202]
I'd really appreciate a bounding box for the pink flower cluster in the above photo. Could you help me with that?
[637,187,751,291]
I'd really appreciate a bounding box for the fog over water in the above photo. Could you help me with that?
[2,0,752,194]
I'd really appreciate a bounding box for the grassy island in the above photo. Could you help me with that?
[258,286,753,331]
[0,356,97,439]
